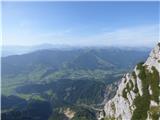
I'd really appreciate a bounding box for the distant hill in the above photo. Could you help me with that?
[2,48,148,76]
[2,50,81,76]
[2,44,151,57]
[66,51,114,70]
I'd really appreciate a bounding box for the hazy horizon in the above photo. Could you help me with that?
[2,42,155,48]
[2,1,159,47]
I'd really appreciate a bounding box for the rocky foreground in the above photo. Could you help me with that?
[99,43,160,120]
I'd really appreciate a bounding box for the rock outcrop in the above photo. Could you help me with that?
[101,43,160,120]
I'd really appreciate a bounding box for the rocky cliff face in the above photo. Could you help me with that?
[100,43,160,120]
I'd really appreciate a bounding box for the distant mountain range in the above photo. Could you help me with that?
[2,44,151,57]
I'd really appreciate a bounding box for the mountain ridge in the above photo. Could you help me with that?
[100,43,160,120]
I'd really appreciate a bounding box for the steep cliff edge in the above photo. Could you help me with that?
[101,43,160,120]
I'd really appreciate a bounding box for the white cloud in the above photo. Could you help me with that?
[2,24,159,47]
[75,25,159,47]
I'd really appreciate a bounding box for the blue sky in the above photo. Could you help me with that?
[2,1,160,47]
